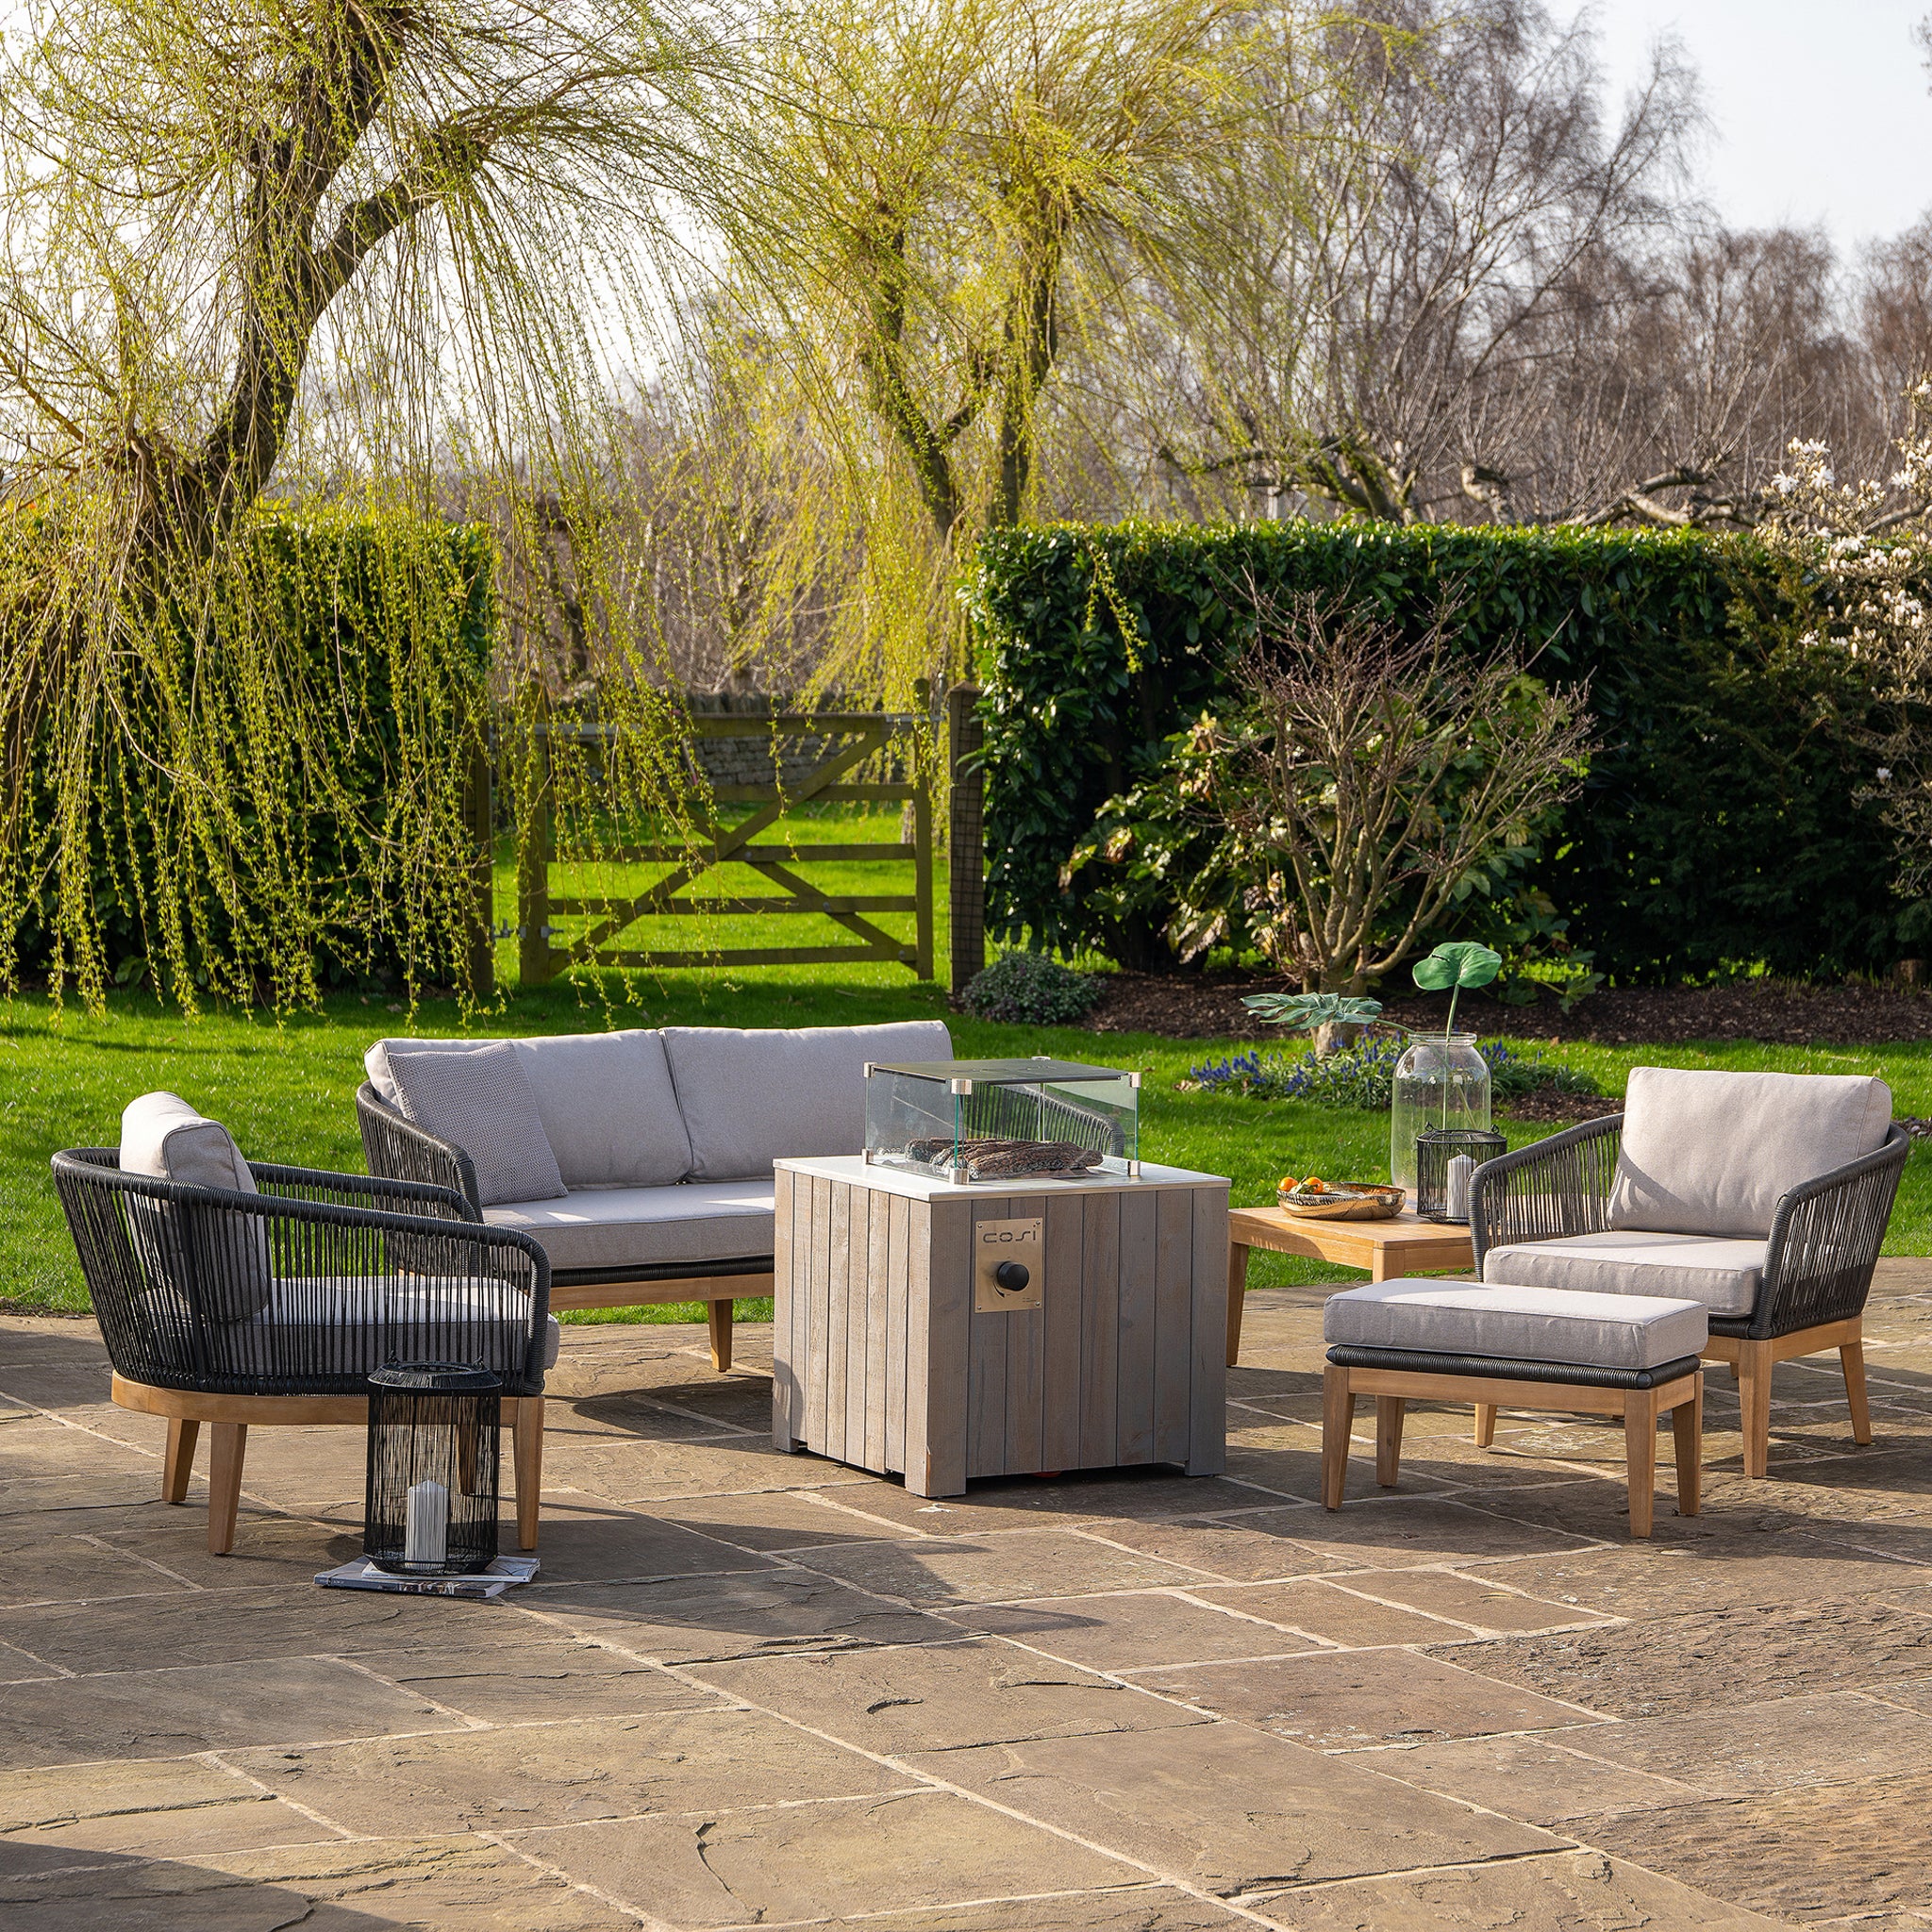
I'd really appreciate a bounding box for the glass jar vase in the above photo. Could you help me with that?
[1390,1033,1491,1197]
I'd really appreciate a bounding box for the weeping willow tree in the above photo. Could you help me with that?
[696,0,1281,694]
[0,0,736,1010]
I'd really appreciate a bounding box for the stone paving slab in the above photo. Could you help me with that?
[9,1275,1932,1926]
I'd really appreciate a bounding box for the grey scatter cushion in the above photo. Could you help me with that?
[388,1042,568,1208]
[119,1091,272,1320]
[662,1020,953,1180]
[1609,1066,1893,1239]
[511,1031,693,1188]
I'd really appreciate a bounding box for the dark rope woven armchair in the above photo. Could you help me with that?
[53,1148,552,1553]
[1470,1113,1910,1475]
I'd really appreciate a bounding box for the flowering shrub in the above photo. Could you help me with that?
[1182,1037,1598,1110]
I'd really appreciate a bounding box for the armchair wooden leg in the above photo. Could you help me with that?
[163,1418,199,1505]
[1375,1396,1405,1487]
[1225,1241,1250,1369]
[1673,1377,1702,1519]
[513,1397,544,1551]
[1322,1367,1356,1510]
[708,1300,734,1374]
[1624,1391,1657,1539]
[208,1424,246,1556]
[1737,1339,1773,1478]
[1474,1403,1497,1447]
[1841,1336,1874,1446]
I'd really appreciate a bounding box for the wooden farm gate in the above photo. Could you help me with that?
[516,692,935,985]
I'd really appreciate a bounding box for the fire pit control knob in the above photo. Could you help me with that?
[994,1261,1031,1293]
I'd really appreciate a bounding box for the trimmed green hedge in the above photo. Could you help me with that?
[965,522,1913,983]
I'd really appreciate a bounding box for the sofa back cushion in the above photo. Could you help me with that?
[368,1030,693,1190]
[119,1091,274,1320]
[662,1021,953,1180]
[386,1042,568,1208]
[1608,1066,1893,1239]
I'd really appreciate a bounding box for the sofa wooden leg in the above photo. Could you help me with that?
[208,1424,246,1555]
[1321,1367,1355,1510]
[1225,1241,1249,1369]
[1673,1376,1702,1519]
[1374,1396,1405,1488]
[708,1300,734,1374]
[1738,1339,1773,1477]
[163,1418,199,1505]
[513,1397,544,1551]
[1841,1336,1874,1446]
[1474,1403,1497,1447]
[1624,1391,1657,1538]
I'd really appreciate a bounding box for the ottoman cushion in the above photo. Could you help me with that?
[1324,1279,1707,1373]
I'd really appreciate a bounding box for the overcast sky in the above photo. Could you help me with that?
[1592,0,1932,258]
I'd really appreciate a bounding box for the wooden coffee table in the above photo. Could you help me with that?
[1226,1203,1474,1366]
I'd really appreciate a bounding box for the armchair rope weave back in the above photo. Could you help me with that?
[53,1149,551,1399]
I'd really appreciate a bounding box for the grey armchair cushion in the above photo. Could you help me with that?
[1484,1230,1767,1316]
[387,1042,567,1208]
[1324,1278,1707,1372]
[1608,1067,1892,1239]
[119,1091,274,1321]
[368,1030,693,1189]
[483,1181,775,1274]
[662,1020,953,1181]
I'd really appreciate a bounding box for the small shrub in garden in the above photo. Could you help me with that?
[961,950,1102,1025]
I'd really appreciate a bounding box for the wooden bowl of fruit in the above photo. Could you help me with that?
[1276,1176,1406,1221]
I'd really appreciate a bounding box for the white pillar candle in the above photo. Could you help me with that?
[1445,1153,1475,1222]
[405,1477,449,1568]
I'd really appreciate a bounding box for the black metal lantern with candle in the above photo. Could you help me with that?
[364,1363,501,1576]
[1414,1127,1507,1224]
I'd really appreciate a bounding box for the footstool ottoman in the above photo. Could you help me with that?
[1320,1280,1707,1537]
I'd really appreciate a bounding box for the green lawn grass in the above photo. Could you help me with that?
[8,957,1930,1316]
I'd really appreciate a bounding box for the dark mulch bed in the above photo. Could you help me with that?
[1086,970,1932,1047]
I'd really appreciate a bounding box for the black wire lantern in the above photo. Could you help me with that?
[1415,1127,1507,1224]
[364,1363,501,1576]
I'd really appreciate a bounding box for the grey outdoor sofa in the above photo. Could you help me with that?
[1470,1065,1910,1475]
[358,1020,951,1370]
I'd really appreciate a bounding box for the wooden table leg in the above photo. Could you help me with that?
[1624,1391,1657,1538]
[1673,1377,1702,1519]
[1375,1396,1405,1487]
[1322,1367,1356,1510]
[1225,1241,1250,1368]
[163,1418,198,1504]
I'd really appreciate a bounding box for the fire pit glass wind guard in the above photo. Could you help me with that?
[864,1057,1141,1184]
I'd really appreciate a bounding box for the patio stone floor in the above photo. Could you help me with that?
[9,1266,1932,1926]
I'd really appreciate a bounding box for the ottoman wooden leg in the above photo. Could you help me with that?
[1474,1403,1496,1448]
[1322,1367,1356,1510]
[1623,1390,1657,1538]
[1374,1396,1405,1488]
[1673,1374,1702,1519]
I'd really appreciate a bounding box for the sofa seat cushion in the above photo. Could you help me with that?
[1609,1066,1892,1238]
[192,1278,558,1379]
[368,1031,694,1190]
[1324,1278,1707,1372]
[1485,1229,1768,1316]
[483,1182,776,1274]
[662,1021,952,1181]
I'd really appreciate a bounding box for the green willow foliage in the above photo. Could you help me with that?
[965,521,1910,983]
[0,501,492,1011]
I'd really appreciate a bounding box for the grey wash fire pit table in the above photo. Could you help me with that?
[772,1154,1231,1496]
